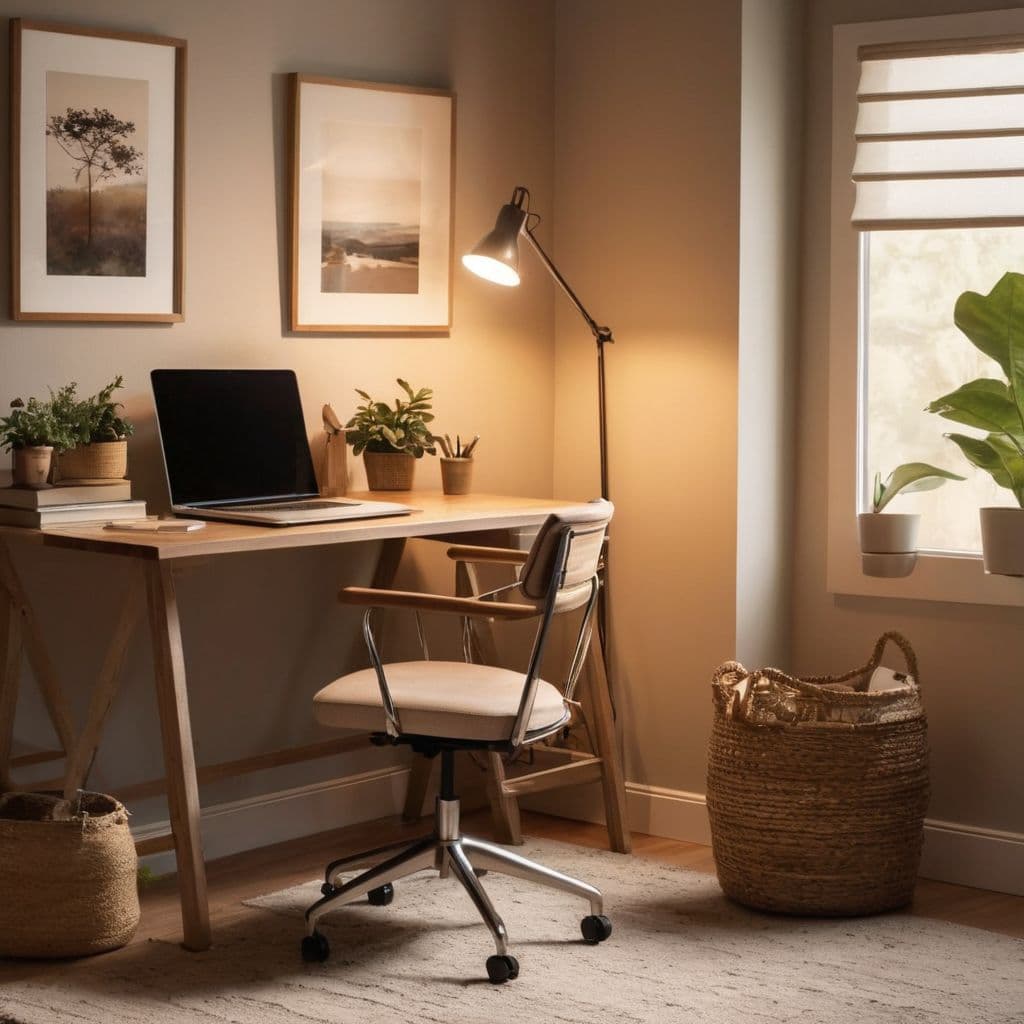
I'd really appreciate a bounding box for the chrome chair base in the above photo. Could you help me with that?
[301,795,611,981]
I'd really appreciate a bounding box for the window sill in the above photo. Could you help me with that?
[827,545,1024,608]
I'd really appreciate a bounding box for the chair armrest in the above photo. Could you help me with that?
[445,544,529,565]
[338,586,538,620]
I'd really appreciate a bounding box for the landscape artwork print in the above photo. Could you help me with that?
[320,120,421,295]
[45,70,148,277]
[291,75,453,331]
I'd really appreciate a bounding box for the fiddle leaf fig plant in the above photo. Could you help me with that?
[926,271,1024,507]
[872,463,964,513]
[345,379,437,458]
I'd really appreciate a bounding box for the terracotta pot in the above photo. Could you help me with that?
[979,507,1024,577]
[58,439,128,481]
[858,512,919,578]
[363,451,415,491]
[12,446,53,489]
[440,457,473,495]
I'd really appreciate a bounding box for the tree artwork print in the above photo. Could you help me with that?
[44,71,148,277]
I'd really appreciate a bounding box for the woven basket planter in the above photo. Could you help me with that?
[706,633,929,917]
[58,439,128,481]
[0,791,140,958]
[363,450,415,490]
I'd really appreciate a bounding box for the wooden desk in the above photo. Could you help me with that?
[0,492,628,951]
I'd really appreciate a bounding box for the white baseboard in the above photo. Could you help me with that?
[523,782,1024,897]
[919,818,1024,896]
[133,765,1024,898]
[133,765,411,876]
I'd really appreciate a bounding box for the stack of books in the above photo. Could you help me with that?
[0,480,147,528]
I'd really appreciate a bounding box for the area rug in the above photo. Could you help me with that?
[1,839,1021,1024]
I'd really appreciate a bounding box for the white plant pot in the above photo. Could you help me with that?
[858,512,920,578]
[979,507,1024,577]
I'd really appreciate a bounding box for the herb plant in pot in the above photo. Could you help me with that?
[0,396,73,489]
[927,272,1024,576]
[859,463,964,577]
[52,377,134,481]
[345,379,436,491]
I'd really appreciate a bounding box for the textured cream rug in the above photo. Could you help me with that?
[1,839,1021,1024]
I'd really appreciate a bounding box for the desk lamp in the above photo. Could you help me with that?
[463,186,616,655]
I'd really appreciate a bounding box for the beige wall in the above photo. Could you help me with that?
[551,0,742,794]
[796,0,1024,839]
[2,0,557,825]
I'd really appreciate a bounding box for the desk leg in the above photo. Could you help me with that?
[145,561,210,951]
[0,585,24,792]
[0,540,77,759]
[583,635,631,854]
[63,571,145,799]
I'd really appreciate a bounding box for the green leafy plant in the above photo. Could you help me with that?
[50,376,135,446]
[927,272,1024,508]
[871,463,964,513]
[0,396,74,451]
[345,379,436,458]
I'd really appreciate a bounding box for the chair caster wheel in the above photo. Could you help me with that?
[301,930,330,962]
[486,953,519,984]
[320,882,336,897]
[368,882,394,906]
[581,914,613,944]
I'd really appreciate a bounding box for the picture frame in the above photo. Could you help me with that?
[10,20,186,323]
[289,74,454,333]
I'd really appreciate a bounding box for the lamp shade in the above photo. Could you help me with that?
[462,202,528,286]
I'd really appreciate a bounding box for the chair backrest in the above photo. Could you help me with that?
[520,500,613,614]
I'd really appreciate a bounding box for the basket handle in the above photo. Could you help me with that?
[867,632,920,688]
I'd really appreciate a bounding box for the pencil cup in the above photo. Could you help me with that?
[441,457,473,495]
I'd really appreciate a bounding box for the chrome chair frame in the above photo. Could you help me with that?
[302,518,613,982]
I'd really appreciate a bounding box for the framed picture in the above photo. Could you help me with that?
[10,20,186,322]
[289,74,454,333]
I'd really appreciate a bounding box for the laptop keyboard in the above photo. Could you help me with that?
[229,500,351,513]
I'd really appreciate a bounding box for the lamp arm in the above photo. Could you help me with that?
[522,227,614,346]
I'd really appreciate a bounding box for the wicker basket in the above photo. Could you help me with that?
[58,439,128,481]
[706,633,929,916]
[363,450,415,490]
[0,791,140,958]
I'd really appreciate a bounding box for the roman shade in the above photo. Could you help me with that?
[852,35,1024,228]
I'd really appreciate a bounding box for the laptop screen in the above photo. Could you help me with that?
[152,369,320,507]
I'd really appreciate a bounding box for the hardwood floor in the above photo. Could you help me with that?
[1,809,1021,986]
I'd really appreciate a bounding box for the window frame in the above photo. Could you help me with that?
[828,10,1024,608]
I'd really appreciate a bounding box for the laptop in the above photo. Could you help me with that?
[151,369,411,526]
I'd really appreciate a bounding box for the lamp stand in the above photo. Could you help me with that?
[522,228,615,660]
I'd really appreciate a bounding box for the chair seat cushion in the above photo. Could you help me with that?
[314,661,569,742]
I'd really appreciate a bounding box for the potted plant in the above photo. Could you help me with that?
[345,379,436,490]
[927,271,1024,576]
[52,376,134,481]
[0,396,73,489]
[859,463,964,577]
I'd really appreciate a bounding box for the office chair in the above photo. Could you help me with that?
[301,501,615,983]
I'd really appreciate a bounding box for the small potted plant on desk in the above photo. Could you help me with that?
[859,463,964,577]
[928,271,1024,576]
[0,396,71,489]
[53,376,134,481]
[345,379,436,491]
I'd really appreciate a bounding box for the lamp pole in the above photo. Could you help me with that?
[519,227,614,653]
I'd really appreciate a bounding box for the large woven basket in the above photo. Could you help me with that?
[706,633,929,916]
[0,791,140,958]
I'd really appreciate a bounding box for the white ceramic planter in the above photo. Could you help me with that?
[858,512,920,578]
[979,507,1024,577]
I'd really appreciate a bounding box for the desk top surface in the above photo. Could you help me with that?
[0,491,576,561]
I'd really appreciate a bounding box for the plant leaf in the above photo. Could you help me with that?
[945,433,1018,493]
[926,378,1024,441]
[953,271,1024,379]
[872,472,883,512]
[875,462,965,512]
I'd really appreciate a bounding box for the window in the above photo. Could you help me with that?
[828,10,1024,606]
